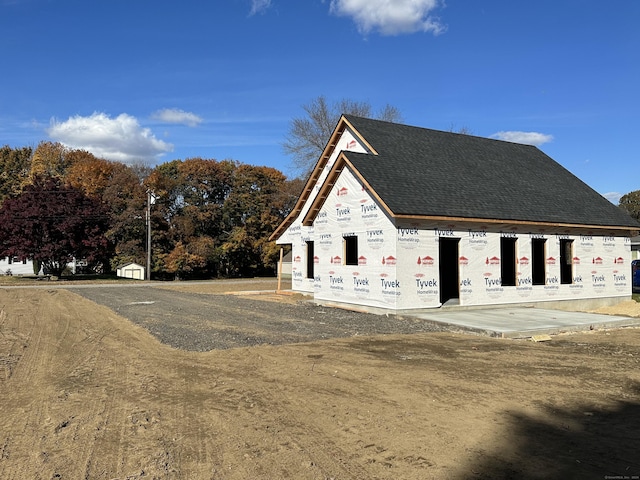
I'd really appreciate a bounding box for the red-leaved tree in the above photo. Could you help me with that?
[0,176,110,276]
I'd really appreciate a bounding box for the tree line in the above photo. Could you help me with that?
[619,191,640,223]
[0,96,405,278]
[0,142,303,279]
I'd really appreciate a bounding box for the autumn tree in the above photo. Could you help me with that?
[275,176,304,217]
[283,95,402,178]
[65,150,115,197]
[162,241,208,280]
[619,190,640,221]
[64,151,148,270]
[146,158,236,277]
[221,165,291,276]
[29,141,74,181]
[1,142,297,279]
[170,158,235,242]
[0,176,110,276]
[102,163,148,270]
[145,159,294,278]
[0,145,32,204]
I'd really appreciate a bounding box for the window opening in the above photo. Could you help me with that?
[306,241,314,279]
[344,236,358,266]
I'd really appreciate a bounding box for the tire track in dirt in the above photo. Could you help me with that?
[63,286,466,478]
[163,363,222,478]
[214,340,500,480]
[0,290,133,479]
[74,304,188,479]
[68,304,228,479]
[0,289,189,479]
[47,294,117,479]
[0,290,56,480]
[193,347,378,479]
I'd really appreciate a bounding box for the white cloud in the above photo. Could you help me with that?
[602,192,622,204]
[249,0,271,15]
[151,108,203,127]
[490,131,554,147]
[329,0,445,35]
[47,112,173,164]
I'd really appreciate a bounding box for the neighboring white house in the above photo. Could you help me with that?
[631,236,640,260]
[271,115,640,312]
[0,257,90,276]
[116,262,146,280]
[0,257,35,276]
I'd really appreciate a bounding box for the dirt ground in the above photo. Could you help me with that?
[1,280,639,479]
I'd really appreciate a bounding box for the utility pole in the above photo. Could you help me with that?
[146,190,154,281]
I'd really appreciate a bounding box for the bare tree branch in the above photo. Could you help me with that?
[283,95,403,178]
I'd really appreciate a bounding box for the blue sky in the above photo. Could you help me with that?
[1,0,638,203]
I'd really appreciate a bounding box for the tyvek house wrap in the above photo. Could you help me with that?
[313,167,399,308]
[310,166,631,310]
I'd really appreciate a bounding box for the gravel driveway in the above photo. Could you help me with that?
[69,285,455,351]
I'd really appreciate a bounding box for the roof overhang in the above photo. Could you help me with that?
[301,154,640,236]
[391,215,639,235]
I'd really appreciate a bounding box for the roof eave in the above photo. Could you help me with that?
[393,213,640,233]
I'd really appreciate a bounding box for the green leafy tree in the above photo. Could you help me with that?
[0,176,110,276]
[283,95,402,178]
[619,190,640,221]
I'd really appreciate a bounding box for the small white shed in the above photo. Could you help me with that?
[117,262,146,280]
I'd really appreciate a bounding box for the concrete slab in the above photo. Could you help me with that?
[406,307,640,338]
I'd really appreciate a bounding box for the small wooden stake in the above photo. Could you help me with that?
[531,334,552,342]
[277,247,283,292]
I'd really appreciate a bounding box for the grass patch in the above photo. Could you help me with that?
[0,273,133,286]
[633,293,640,303]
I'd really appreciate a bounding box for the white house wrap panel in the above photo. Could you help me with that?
[304,167,632,310]
[313,168,397,309]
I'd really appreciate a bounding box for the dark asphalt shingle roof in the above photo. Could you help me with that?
[342,115,638,228]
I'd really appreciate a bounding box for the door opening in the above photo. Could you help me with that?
[439,238,460,305]
[500,237,517,287]
[560,239,573,284]
[531,238,546,285]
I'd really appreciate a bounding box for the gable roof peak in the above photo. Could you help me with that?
[274,114,640,239]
